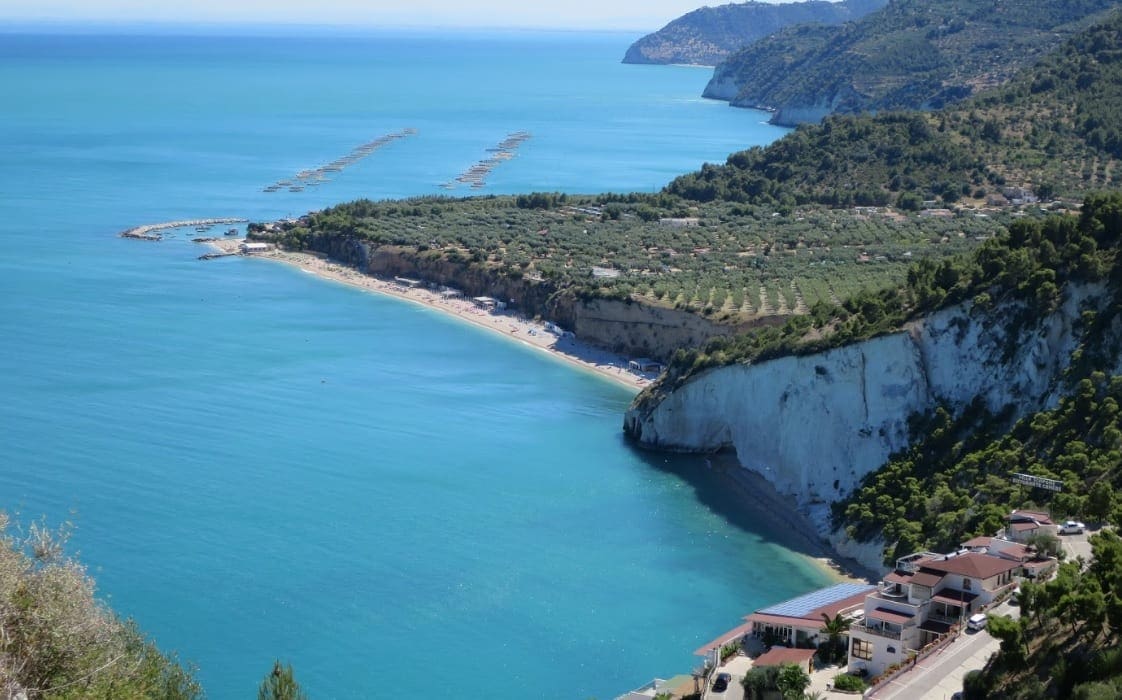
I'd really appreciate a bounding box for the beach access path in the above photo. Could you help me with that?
[209,239,654,391]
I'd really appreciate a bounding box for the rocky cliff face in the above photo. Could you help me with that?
[624,283,1116,572]
[298,233,733,360]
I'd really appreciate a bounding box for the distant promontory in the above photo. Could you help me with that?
[622,0,886,66]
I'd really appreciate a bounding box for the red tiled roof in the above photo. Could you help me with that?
[693,621,753,656]
[911,571,944,587]
[753,647,817,668]
[961,536,993,548]
[921,552,1022,579]
[1009,510,1054,525]
[1010,522,1040,532]
[885,572,913,584]
[993,543,1030,561]
[870,607,914,625]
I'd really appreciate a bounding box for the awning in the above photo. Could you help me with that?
[932,590,979,606]
[870,607,914,625]
[919,619,953,634]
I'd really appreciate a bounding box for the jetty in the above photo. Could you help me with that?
[119,218,247,241]
[443,131,531,190]
[262,128,417,194]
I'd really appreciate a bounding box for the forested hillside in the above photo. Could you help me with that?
[833,191,1122,562]
[621,0,884,66]
[971,530,1122,698]
[825,193,1122,700]
[673,8,1122,208]
[703,0,1120,125]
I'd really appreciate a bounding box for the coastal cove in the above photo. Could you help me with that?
[0,29,836,698]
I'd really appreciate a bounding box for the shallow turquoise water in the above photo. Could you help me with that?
[0,29,828,698]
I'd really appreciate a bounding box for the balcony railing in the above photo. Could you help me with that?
[928,612,961,626]
[878,585,908,599]
[854,623,902,640]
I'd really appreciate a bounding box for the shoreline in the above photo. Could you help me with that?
[204,238,871,582]
[706,451,877,584]
[207,239,654,392]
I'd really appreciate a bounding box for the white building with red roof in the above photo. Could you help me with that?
[848,549,1021,677]
[1003,509,1057,543]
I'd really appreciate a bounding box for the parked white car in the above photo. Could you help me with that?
[1059,520,1086,534]
[967,613,988,631]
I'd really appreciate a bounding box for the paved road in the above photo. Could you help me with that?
[704,656,750,700]
[1060,529,1092,563]
[868,600,1020,700]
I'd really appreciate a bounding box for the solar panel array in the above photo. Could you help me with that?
[758,582,876,618]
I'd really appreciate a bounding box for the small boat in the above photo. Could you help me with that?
[224,228,238,236]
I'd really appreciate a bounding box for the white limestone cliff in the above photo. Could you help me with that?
[624,283,1113,572]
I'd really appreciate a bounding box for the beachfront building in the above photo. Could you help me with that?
[628,358,663,373]
[393,276,424,289]
[239,242,269,254]
[694,582,873,669]
[848,549,1021,677]
[471,296,506,311]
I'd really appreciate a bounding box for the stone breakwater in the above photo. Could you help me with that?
[119,218,248,241]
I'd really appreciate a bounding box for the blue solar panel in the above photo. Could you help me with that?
[759,582,876,618]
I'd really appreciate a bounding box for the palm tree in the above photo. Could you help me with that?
[820,612,853,663]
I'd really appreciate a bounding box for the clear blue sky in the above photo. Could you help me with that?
[2,0,799,32]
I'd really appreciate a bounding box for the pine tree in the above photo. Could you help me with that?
[259,660,308,700]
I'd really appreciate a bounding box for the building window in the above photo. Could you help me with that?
[963,578,972,591]
[852,638,874,661]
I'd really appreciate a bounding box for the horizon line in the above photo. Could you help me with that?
[0,18,656,36]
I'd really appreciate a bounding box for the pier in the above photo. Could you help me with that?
[119,218,248,241]
[262,128,418,194]
[443,130,531,190]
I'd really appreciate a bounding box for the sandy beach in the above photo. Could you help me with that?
[207,239,656,392]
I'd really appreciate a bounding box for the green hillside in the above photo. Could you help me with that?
[822,192,1122,700]
[704,0,1120,125]
[622,0,885,66]
[673,8,1122,209]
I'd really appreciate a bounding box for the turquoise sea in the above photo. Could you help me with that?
[0,28,830,698]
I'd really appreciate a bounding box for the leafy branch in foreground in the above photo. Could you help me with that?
[0,513,200,699]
